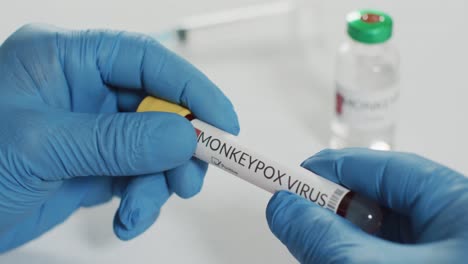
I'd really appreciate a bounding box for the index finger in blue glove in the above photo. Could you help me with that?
[63,30,240,135]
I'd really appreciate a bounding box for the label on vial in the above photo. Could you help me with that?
[191,119,350,213]
[336,84,399,129]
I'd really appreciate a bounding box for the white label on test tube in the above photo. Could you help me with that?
[191,119,350,213]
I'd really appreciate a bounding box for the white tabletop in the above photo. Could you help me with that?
[1,0,468,263]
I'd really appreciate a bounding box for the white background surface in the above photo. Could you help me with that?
[1,0,468,263]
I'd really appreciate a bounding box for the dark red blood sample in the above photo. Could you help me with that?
[337,191,354,217]
[184,114,201,136]
[185,113,195,121]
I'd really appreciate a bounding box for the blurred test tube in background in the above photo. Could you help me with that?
[150,1,296,45]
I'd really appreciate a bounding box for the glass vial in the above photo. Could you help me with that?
[331,10,399,150]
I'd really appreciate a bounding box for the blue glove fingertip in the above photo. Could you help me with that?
[224,102,240,136]
[194,101,240,136]
[114,209,160,241]
[300,149,345,184]
[115,196,140,231]
[229,121,240,136]
[166,158,208,199]
[266,191,299,230]
[114,195,163,241]
[113,174,171,240]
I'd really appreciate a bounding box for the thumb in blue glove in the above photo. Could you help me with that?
[266,148,468,263]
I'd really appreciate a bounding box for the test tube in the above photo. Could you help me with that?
[137,96,383,233]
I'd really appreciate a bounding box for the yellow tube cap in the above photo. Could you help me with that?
[137,96,191,117]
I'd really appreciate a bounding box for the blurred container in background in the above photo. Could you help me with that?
[331,9,399,150]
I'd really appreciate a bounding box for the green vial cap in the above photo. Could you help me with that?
[347,9,393,44]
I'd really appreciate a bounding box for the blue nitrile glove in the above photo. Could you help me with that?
[267,148,468,264]
[0,24,239,252]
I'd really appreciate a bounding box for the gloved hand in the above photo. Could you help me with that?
[267,148,468,263]
[0,24,239,252]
